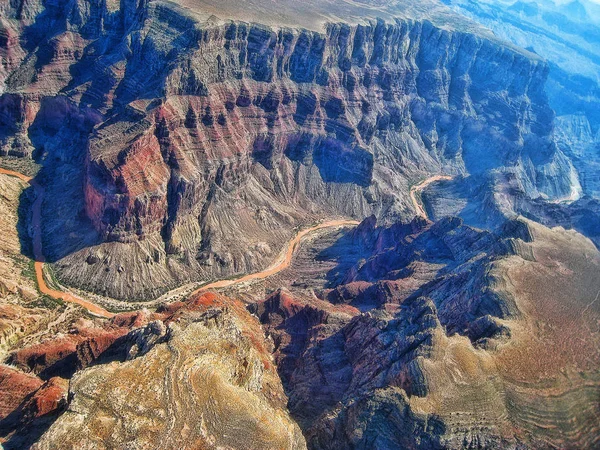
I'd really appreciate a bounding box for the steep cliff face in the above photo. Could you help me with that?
[555,114,600,197]
[0,0,579,299]
[84,16,568,235]
[84,10,578,233]
[441,0,599,199]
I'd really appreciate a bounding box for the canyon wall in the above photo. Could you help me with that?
[442,0,600,198]
[0,0,579,299]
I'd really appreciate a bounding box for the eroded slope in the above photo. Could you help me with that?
[251,217,600,448]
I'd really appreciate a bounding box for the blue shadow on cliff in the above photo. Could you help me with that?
[16,97,103,265]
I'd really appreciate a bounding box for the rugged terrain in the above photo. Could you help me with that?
[1,290,306,449]
[31,294,306,450]
[442,0,600,198]
[1,0,599,448]
[1,0,580,300]
[0,171,96,448]
[0,172,88,364]
[251,216,600,448]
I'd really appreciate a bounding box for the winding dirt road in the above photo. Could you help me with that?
[1,167,358,317]
[409,175,453,219]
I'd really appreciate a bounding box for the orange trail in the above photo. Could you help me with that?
[1,167,115,318]
[409,175,454,219]
[0,168,32,183]
[192,219,360,295]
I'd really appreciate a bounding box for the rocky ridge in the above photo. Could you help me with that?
[1,293,306,449]
[252,216,600,448]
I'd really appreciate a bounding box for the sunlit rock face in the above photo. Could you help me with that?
[0,0,579,299]
[0,294,306,449]
[253,217,600,449]
[33,295,306,450]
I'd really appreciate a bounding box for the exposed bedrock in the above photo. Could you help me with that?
[1,294,306,449]
[82,14,575,239]
[253,216,600,449]
[1,0,580,299]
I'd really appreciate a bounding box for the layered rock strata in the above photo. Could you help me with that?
[253,216,600,448]
[1,0,580,299]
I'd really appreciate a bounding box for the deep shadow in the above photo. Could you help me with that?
[518,196,600,250]
[316,228,371,288]
[317,217,451,289]
[0,403,66,450]
[16,185,35,260]
[425,173,600,251]
[284,327,352,427]
[250,293,352,428]
[11,332,141,383]
[422,172,600,251]
[313,139,374,187]
[420,174,505,230]
[15,96,102,264]
[312,213,518,345]
[251,290,449,444]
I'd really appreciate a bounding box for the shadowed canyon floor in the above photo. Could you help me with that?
[410,175,454,218]
[0,169,114,318]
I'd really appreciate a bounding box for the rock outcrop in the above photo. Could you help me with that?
[253,216,600,449]
[31,294,306,450]
[0,365,69,449]
[0,293,305,449]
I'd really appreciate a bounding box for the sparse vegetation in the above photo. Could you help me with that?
[21,259,36,282]
[28,294,65,311]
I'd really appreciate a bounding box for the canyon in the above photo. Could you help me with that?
[251,216,600,448]
[0,0,599,448]
[1,0,580,301]
[442,0,600,197]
